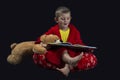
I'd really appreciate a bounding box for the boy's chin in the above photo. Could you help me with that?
[60,25,69,28]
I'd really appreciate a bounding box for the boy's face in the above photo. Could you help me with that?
[56,13,71,29]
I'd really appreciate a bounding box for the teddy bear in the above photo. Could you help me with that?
[7,34,61,65]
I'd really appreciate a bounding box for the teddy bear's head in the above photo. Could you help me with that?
[40,34,60,44]
[33,34,61,54]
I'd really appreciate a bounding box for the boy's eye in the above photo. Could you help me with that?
[67,18,70,20]
[60,17,70,20]
[61,18,65,20]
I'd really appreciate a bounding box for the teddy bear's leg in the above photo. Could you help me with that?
[62,50,83,66]
[7,41,35,65]
[7,54,22,65]
[56,64,70,76]
[10,43,17,49]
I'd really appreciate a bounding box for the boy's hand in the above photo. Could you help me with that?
[90,49,94,53]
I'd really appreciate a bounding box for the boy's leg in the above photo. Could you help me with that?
[56,64,70,76]
[33,53,57,69]
[62,50,83,65]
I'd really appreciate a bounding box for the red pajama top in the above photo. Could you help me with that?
[34,24,90,68]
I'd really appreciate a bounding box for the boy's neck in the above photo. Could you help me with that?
[59,25,69,31]
[60,27,69,31]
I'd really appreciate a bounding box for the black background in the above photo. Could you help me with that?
[1,0,119,80]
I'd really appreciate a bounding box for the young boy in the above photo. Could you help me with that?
[33,6,97,76]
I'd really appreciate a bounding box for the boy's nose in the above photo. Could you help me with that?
[64,19,67,22]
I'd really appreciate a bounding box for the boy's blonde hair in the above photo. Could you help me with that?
[55,6,71,18]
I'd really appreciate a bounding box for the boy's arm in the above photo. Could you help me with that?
[45,27,54,35]
[74,30,85,45]
[35,27,55,44]
[74,30,95,52]
[35,37,41,44]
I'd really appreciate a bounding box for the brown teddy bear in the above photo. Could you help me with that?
[7,34,61,65]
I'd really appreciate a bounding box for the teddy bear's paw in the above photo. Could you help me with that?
[33,44,47,54]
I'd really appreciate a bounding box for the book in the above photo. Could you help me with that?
[47,42,97,52]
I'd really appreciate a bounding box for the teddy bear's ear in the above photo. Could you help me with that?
[40,34,46,43]
[10,43,17,49]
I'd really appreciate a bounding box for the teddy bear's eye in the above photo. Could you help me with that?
[54,40,57,42]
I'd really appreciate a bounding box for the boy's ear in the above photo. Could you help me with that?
[54,17,58,23]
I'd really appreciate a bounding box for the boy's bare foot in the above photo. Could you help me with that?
[62,50,83,65]
[56,64,70,76]
[71,52,84,65]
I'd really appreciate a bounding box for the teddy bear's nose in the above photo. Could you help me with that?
[55,40,62,43]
